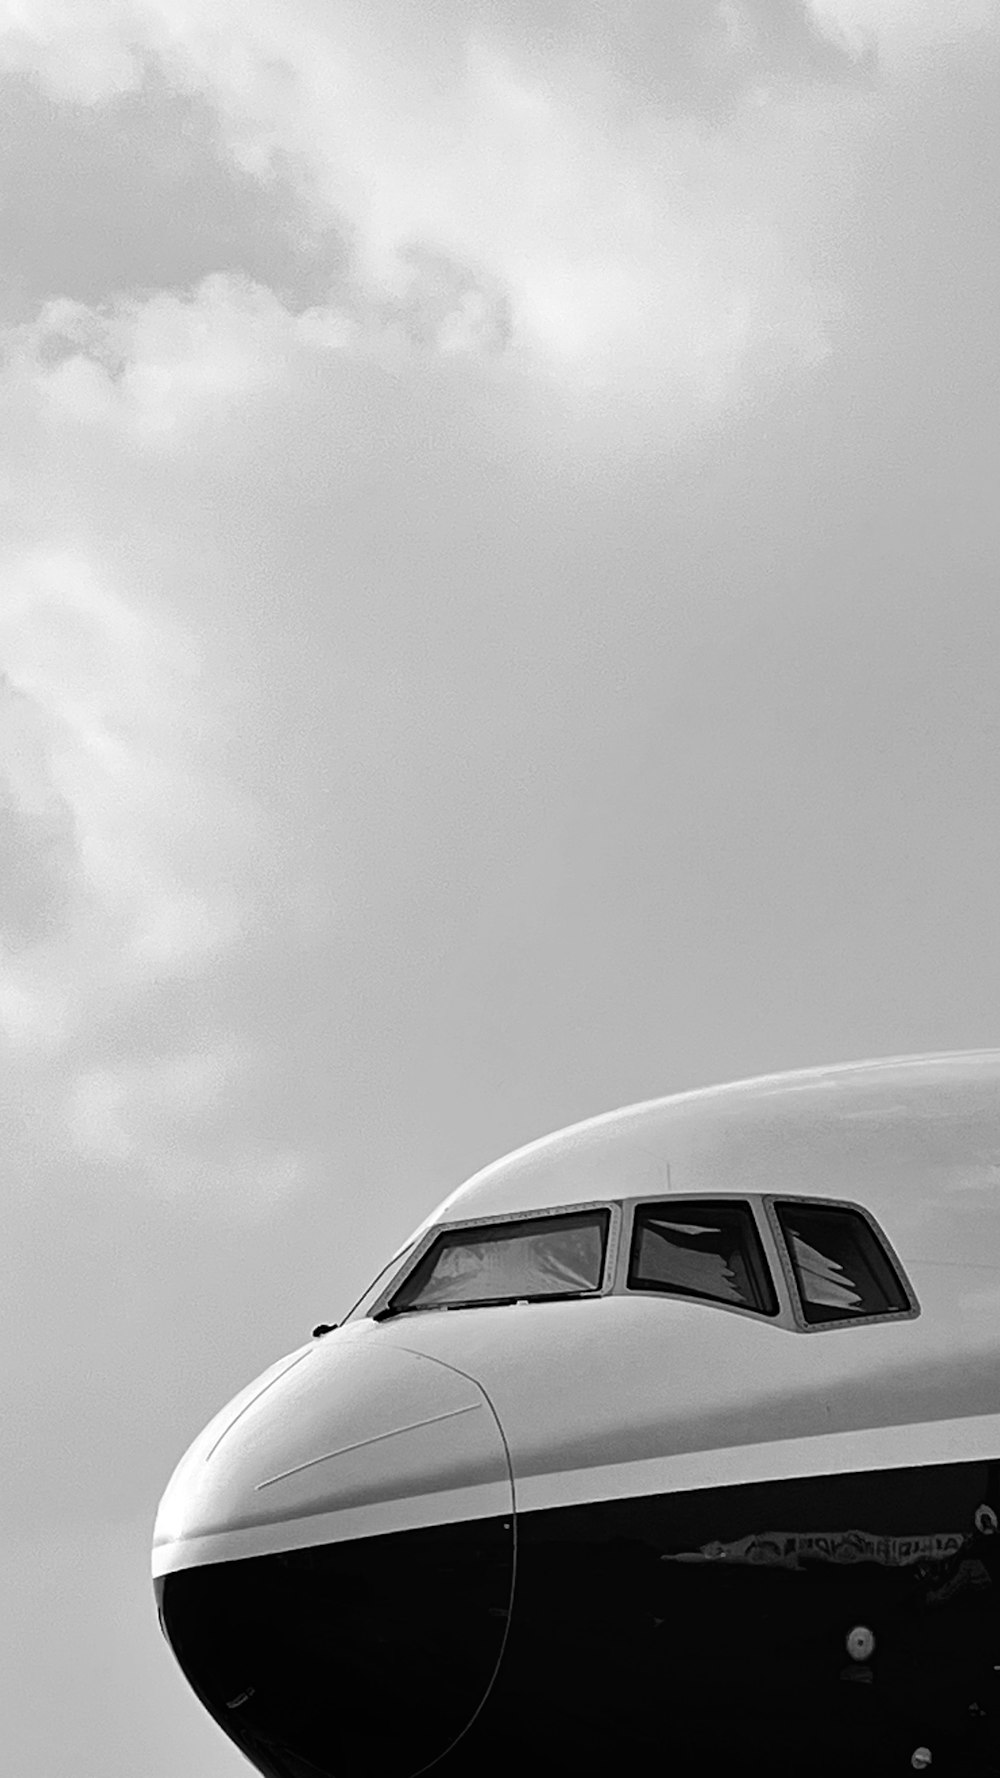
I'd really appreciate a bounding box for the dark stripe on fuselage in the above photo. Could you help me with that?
[157,1458,1000,1778]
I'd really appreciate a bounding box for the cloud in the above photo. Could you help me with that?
[6,277,296,442]
[0,673,81,952]
[0,550,252,1040]
[3,264,518,455]
[0,509,348,1214]
[0,0,144,104]
[0,547,317,1210]
[0,0,848,404]
[1,0,996,1227]
[61,1038,307,1216]
[66,1044,303,1208]
[0,65,349,329]
[804,0,999,66]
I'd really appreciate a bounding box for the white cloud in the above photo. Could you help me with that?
[67,1046,305,1208]
[804,0,999,65]
[0,976,72,1050]
[68,1044,237,1160]
[4,267,517,452]
[0,549,251,1042]
[0,671,81,951]
[0,0,845,402]
[6,278,296,443]
[0,543,319,1207]
[2,0,995,1226]
[0,0,143,103]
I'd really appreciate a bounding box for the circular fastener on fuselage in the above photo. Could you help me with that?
[846,1624,875,1662]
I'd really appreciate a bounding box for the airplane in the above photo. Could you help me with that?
[153,1050,1000,1776]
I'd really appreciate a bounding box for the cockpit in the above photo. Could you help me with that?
[360,1194,918,1332]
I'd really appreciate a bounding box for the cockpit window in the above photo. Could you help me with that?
[384,1210,610,1315]
[627,1200,778,1315]
[773,1201,912,1325]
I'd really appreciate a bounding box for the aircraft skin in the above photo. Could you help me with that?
[153,1051,1000,1775]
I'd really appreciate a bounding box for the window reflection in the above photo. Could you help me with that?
[627,1202,777,1315]
[387,1211,609,1314]
[775,1203,911,1325]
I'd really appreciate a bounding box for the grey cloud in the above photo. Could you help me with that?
[0,677,81,951]
[1,0,997,1502]
[0,782,79,950]
[535,0,869,105]
[387,244,514,354]
[379,0,868,119]
[0,68,350,329]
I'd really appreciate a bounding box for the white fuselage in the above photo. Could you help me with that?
[153,1050,1000,1778]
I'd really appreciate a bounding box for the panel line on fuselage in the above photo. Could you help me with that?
[255,1402,484,1489]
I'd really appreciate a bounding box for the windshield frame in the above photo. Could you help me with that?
[368,1200,621,1320]
[765,1194,920,1332]
[359,1191,917,1332]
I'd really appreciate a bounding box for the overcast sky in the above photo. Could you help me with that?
[2,1,999,1772]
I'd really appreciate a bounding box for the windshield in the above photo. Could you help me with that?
[384,1210,610,1314]
[774,1201,912,1324]
[628,1200,778,1314]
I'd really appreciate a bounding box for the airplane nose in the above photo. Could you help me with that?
[152,1335,515,1778]
[153,1336,513,1565]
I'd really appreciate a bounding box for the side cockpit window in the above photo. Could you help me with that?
[627,1201,778,1316]
[772,1201,913,1326]
[384,1209,610,1315]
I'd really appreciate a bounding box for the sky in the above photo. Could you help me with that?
[1,1,999,1772]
